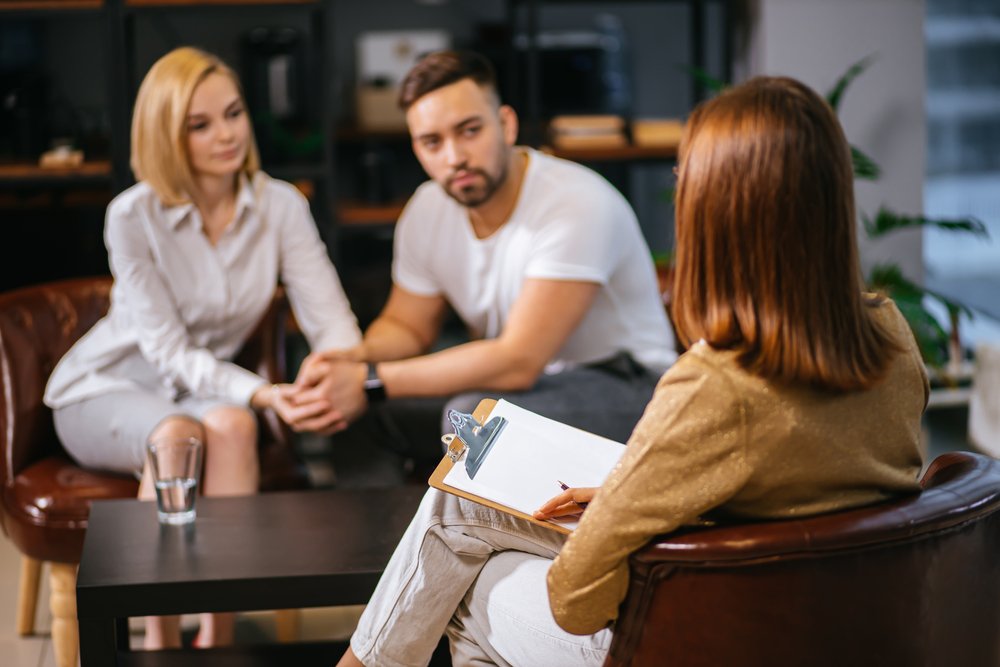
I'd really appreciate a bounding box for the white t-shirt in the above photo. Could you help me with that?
[45,171,361,409]
[393,148,676,374]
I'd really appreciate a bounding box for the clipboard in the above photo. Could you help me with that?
[428,398,574,535]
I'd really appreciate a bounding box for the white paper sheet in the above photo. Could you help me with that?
[442,399,626,531]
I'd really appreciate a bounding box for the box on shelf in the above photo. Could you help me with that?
[356,85,407,132]
[355,29,450,132]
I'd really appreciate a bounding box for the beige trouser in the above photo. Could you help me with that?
[350,489,612,667]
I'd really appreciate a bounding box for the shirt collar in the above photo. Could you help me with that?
[161,172,258,231]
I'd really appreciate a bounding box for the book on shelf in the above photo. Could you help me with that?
[550,132,629,150]
[548,114,628,151]
[549,114,626,134]
[631,118,684,148]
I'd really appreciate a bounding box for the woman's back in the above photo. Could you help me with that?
[657,299,925,521]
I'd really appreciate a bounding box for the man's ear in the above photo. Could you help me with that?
[498,105,519,146]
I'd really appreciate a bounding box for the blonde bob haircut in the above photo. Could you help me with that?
[130,46,260,205]
[671,76,900,392]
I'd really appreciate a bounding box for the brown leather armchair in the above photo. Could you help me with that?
[0,276,308,667]
[604,450,1000,667]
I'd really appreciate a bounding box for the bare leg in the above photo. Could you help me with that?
[141,416,204,650]
[192,406,259,648]
[200,406,259,497]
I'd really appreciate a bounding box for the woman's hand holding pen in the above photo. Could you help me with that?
[533,486,598,520]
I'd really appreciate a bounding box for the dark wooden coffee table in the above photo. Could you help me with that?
[76,486,427,666]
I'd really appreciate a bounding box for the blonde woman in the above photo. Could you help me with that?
[44,47,361,649]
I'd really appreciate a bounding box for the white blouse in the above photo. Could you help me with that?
[44,171,361,409]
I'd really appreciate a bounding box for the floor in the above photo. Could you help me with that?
[0,405,979,666]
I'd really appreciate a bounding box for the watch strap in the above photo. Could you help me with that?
[363,362,387,403]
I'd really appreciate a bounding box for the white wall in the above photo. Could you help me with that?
[737,0,927,281]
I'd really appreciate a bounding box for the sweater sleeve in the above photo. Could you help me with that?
[546,353,751,634]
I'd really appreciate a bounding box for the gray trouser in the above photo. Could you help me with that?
[53,390,249,476]
[329,355,660,487]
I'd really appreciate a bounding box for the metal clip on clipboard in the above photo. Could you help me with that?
[439,409,508,479]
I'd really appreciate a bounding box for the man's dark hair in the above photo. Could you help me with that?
[398,50,498,111]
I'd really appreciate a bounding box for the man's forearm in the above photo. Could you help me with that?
[377,337,543,399]
[362,315,434,362]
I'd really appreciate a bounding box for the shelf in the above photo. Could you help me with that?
[541,143,678,162]
[0,0,102,10]
[337,200,406,226]
[125,0,315,6]
[927,386,973,410]
[0,160,113,186]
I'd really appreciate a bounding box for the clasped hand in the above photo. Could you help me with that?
[269,347,368,435]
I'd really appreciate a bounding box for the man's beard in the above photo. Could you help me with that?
[444,159,509,208]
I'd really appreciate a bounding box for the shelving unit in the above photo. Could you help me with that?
[331,1,723,230]
[0,0,111,191]
[110,0,332,224]
[1,0,728,296]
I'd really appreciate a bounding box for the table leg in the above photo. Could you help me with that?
[78,615,120,666]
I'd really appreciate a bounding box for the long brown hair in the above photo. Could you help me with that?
[671,76,899,392]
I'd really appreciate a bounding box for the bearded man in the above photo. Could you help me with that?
[285,50,676,480]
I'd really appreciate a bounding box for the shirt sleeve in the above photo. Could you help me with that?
[546,354,751,635]
[105,201,266,405]
[523,185,626,285]
[276,186,363,352]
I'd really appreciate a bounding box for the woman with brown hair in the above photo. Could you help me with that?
[337,75,927,666]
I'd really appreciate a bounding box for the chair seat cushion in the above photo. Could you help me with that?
[13,457,139,529]
[2,455,139,563]
[11,456,139,527]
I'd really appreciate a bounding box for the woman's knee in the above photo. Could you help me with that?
[149,415,205,444]
[202,406,258,447]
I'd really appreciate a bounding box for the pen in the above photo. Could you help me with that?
[557,480,588,509]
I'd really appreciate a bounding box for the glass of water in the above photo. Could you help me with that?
[146,437,203,525]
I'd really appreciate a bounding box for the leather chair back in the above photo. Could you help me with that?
[0,278,112,481]
[605,451,1000,667]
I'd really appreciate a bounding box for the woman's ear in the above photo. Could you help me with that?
[498,105,519,146]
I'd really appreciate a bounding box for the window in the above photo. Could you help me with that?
[924,0,1000,347]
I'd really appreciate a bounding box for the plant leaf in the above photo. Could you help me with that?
[680,65,728,95]
[868,264,949,366]
[826,55,877,112]
[851,145,881,180]
[893,295,949,368]
[862,207,989,240]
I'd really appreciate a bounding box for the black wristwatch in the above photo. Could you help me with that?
[363,362,387,403]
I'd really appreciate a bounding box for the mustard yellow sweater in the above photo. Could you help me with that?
[547,301,927,634]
